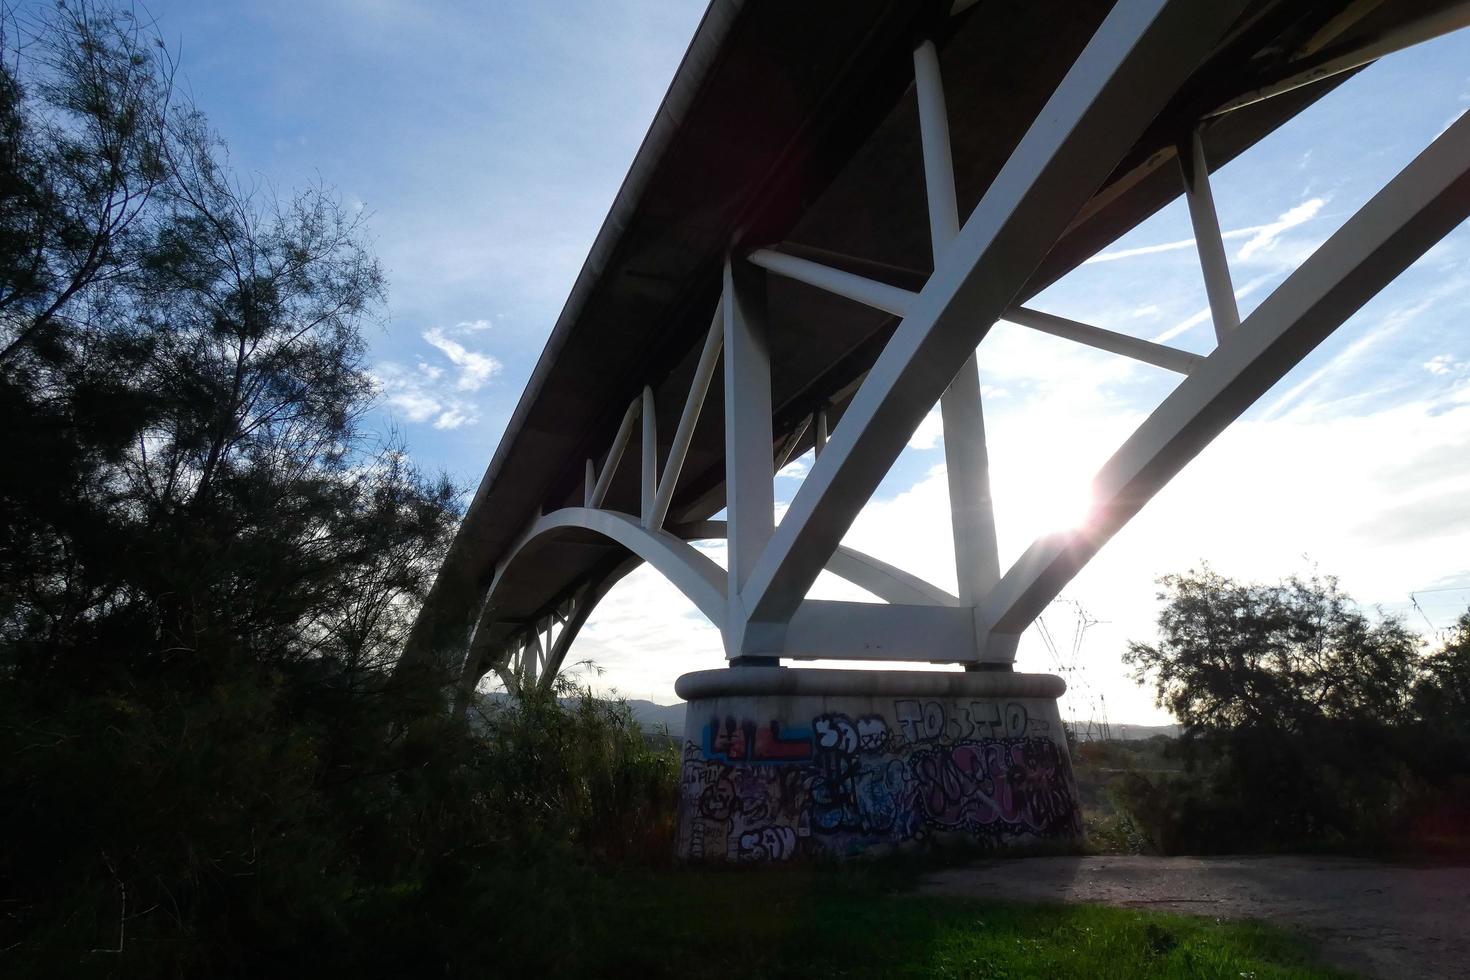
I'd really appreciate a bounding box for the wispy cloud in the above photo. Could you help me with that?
[1084,198,1326,266]
[1425,354,1463,376]
[1149,272,1280,344]
[1235,198,1326,261]
[423,327,501,391]
[371,320,502,429]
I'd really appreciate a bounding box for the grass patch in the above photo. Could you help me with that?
[590,867,1347,980]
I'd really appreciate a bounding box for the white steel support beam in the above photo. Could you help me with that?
[914,40,960,249]
[916,37,1002,611]
[534,585,597,693]
[1180,128,1241,343]
[775,416,810,472]
[784,600,976,662]
[940,363,1000,608]
[650,304,724,529]
[823,547,961,608]
[813,406,828,458]
[982,110,1470,651]
[1003,306,1204,374]
[641,385,657,526]
[722,255,776,648]
[524,631,541,688]
[738,0,1249,640]
[747,248,913,317]
[670,518,960,608]
[583,458,595,507]
[589,396,640,509]
[487,507,727,626]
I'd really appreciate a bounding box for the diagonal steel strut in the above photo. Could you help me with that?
[980,108,1470,651]
[736,0,1252,649]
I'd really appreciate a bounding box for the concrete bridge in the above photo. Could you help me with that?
[405,0,1470,694]
[401,0,1470,858]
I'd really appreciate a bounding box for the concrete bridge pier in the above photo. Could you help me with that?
[675,667,1082,863]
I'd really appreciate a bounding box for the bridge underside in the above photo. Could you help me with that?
[403,0,1470,705]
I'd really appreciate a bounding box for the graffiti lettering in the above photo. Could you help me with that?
[895,699,1029,742]
[706,716,812,762]
[739,825,797,862]
[894,699,945,742]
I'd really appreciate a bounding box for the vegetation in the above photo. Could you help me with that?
[593,868,1348,979]
[0,6,679,974]
[1118,567,1470,854]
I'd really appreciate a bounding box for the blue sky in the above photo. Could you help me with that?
[134,3,1470,723]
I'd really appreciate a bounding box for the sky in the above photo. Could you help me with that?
[121,2,1470,725]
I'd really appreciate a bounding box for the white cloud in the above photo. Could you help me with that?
[907,409,944,450]
[1425,354,1462,376]
[372,321,503,429]
[1235,197,1326,262]
[379,382,439,423]
[371,362,481,430]
[776,453,810,480]
[1083,199,1326,267]
[422,327,501,391]
[1150,272,1280,344]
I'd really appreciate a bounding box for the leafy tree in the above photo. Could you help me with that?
[1118,567,1442,853]
[1415,610,1470,739]
[1124,566,1419,738]
[0,1,455,688]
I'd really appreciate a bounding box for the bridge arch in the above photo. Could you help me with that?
[460,509,968,700]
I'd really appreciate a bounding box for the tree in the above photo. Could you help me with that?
[0,5,466,969]
[1117,567,1434,852]
[0,2,457,689]
[1415,610,1470,739]
[1124,566,1420,738]
[0,7,688,975]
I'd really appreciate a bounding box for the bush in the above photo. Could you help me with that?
[0,667,679,977]
[1111,718,1468,855]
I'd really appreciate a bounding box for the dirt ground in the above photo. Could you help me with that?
[918,854,1470,979]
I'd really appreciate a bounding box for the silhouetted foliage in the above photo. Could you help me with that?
[1414,610,1470,734]
[1120,567,1470,854]
[1124,567,1419,735]
[0,5,678,976]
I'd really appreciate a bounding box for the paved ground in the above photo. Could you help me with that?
[918,855,1470,979]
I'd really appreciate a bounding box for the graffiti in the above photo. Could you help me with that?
[910,737,1078,837]
[813,712,890,754]
[678,700,1082,862]
[706,716,813,761]
[739,825,797,862]
[895,699,1029,742]
[894,699,947,742]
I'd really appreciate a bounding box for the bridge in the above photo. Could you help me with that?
[401,0,1470,712]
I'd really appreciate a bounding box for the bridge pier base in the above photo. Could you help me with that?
[674,667,1082,863]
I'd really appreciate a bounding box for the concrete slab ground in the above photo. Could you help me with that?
[918,855,1470,979]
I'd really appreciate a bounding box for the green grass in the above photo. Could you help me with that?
[588,866,1349,980]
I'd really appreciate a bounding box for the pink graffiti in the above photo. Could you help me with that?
[913,738,1076,835]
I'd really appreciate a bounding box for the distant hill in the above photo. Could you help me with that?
[1099,723,1181,741]
[626,700,685,736]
